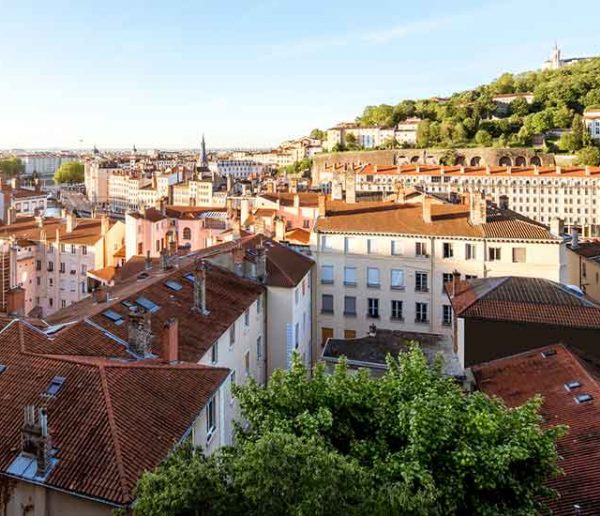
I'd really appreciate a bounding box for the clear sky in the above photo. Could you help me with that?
[0,0,598,150]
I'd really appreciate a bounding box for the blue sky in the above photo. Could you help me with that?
[0,0,598,149]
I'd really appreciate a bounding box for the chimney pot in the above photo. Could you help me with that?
[193,260,209,314]
[161,318,178,363]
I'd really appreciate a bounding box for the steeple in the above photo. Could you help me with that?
[198,134,209,171]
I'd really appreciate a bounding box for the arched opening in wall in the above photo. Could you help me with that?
[531,156,542,166]
[456,155,466,166]
[410,156,420,164]
[470,156,482,166]
[396,155,407,165]
[183,227,191,240]
[499,156,512,166]
[515,156,526,166]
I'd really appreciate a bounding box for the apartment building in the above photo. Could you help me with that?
[172,178,227,207]
[584,108,600,140]
[216,160,263,179]
[325,120,420,151]
[107,171,152,213]
[18,153,78,186]
[566,240,600,303]
[348,164,600,235]
[311,193,565,353]
[0,214,125,317]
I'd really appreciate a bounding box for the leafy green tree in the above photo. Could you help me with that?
[491,72,515,94]
[474,129,493,147]
[0,157,24,178]
[53,161,84,183]
[357,104,395,127]
[576,146,600,166]
[309,128,326,141]
[510,97,530,117]
[134,348,566,516]
[552,106,573,128]
[416,119,431,147]
[344,132,360,150]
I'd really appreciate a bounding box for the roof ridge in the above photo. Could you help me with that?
[98,363,130,502]
[456,276,510,315]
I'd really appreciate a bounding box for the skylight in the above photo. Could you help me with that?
[136,296,160,313]
[184,272,195,283]
[165,280,183,291]
[0,364,6,375]
[575,393,593,404]
[103,309,124,325]
[121,300,136,309]
[44,376,65,396]
[565,381,582,391]
[541,349,556,358]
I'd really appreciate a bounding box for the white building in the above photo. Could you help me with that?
[217,160,263,179]
[311,192,566,354]
[325,120,420,151]
[584,108,600,140]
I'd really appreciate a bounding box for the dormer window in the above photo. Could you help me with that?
[44,376,65,397]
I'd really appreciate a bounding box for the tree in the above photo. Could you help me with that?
[474,129,493,147]
[0,157,24,178]
[416,120,431,148]
[53,161,84,183]
[576,146,600,166]
[510,97,530,117]
[309,128,326,141]
[134,348,566,516]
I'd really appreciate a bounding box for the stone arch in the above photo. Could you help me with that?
[456,155,466,166]
[515,156,527,166]
[530,156,542,166]
[469,156,482,166]
[410,156,420,164]
[499,156,512,166]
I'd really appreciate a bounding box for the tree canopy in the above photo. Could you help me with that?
[53,161,84,184]
[133,348,565,516]
[352,57,600,150]
[0,157,24,178]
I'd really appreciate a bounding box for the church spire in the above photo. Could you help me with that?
[200,134,209,169]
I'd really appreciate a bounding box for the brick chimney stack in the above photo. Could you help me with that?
[161,318,178,363]
[256,242,267,283]
[128,306,153,356]
[468,192,486,226]
[274,217,286,242]
[318,194,327,217]
[422,196,433,223]
[22,406,53,478]
[145,250,152,270]
[345,170,356,204]
[193,260,209,314]
[232,245,244,277]
[65,211,77,233]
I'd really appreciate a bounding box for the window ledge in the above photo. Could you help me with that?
[321,310,334,315]
[415,288,429,293]
[390,317,405,322]
[320,280,334,285]
[367,314,380,319]
[343,312,357,317]
[367,284,381,289]
[414,319,430,324]
[390,286,405,291]
[343,282,357,287]
[442,321,452,327]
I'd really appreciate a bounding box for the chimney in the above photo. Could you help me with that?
[469,192,486,226]
[256,242,267,283]
[93,285,108,304]
[290,178,298,194]
[22,406,53,478]
[422,196,433,223]
[367,323,377,338]
[232,218,241,240]
[161,318,178,363]
[332,181,343,201]
[345,170,356,204]
[193,260,209,314]
[65,211,77,233]
[498,195,509,210]
[145,250,152,269]
[10,177,18,190]
[35,214,44,228]
[128,306,153,356]
[7,206,16,225]
[571,227,579,249]
[550,217,565,237]
[318,194,327,217]
[226,175,233,193]
[395,184,406,204]
[232,245,244,277]
[240,198,250,227]
[293,194,300,209]
[274,217,286,241]
[6,286,25,316]
[159,248,169,272]
[101,214,110,236]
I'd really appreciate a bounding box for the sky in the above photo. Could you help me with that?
[0,0,599,150]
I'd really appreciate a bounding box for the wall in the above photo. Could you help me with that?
[566,248,600,304]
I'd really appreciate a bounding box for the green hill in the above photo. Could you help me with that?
[355,57,600,153]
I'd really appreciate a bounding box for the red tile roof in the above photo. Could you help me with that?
[447,276,600,329]
[473,345,600,516]
[0,319,228,507]
[259,192,320,207]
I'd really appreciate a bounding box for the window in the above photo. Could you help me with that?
[321,265,334,284]
[165,280,182,291]
[391,240,403,255]
[36,260,41,271]
[257,295,262,314]
[442,242,454,259]
[229,324,236,346]
[244,351,250,376]
[60,244,65,253]
[244,309,249,326]
[367,298,379,318]
[367,239,378,254]
[391,300,403,320]
[465,274,477,280]
[512,247,526,263]
[344,296,356,316]
[256,336,262,359]
[415,272,428,292]
[183,227,192,240]
[391,269,405,289]
[344,329,356,339]
[321,327,333,347]
[344,267,357,286]
[322,294,334,314]
[47,261,54,272]
[49,298,53,307]
[442,273,454,290]
[415,302,428,323]
[60,262,65,274]
[321,235,333,251]
[81,264,87,275]
[82,245,87,255]
[443,305,452,325]
[136,296,160,312]
[303,219,310,229]
[488,247,501,261]
[44,376,65,396]
[294,322,299,348]
[367,267,380,288]
[465,243,476,260]
[344,237,358,254]
[36,277,40,286]
[210,342,218,363]
[415,241,427,257]
[61,300,66,308]
[71,245,76,255]
[206,397,216,439]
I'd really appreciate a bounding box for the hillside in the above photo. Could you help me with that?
[354,57,600,153]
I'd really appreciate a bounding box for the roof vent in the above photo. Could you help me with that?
[565,381,582,391]
[541,349,556,358]
[575,393,593,404]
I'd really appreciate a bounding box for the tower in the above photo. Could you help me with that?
[551,42,561,69]
[197,134,209,172]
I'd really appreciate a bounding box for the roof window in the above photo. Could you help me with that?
[121,300,136,309]
[565,381,582,391]
[44,376,65,396]
[575,393,593,404]
[165,280,183,291]
[184,272,195,283]
[103,309,124,325]
[136,296,160,313]
[541,349,556,358]
[0,364,6,375]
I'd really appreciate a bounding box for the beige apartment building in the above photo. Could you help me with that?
[348,164,600,236]
[311,193,566,351]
